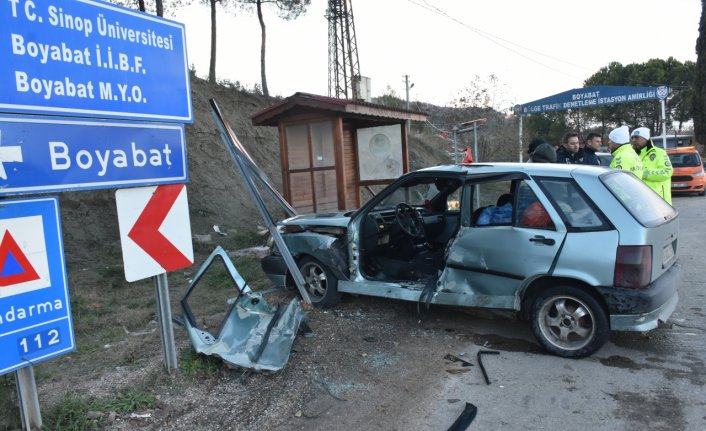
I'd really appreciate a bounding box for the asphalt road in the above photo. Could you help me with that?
[412,193,706,431]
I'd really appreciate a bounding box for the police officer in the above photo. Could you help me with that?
[631,127,673,204]
[608,126,643,178]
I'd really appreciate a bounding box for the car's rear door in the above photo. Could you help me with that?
[437,178,566,310]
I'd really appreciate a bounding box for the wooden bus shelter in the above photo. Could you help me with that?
[251,92,426,213]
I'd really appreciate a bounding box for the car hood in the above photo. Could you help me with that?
[280,212,351,228]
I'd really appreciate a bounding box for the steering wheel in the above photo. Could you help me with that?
[395,203,425,239]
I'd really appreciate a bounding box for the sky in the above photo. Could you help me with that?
[173,0,702,111]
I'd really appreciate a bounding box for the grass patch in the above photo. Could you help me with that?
[179,348,221,377]
[231,256,269,291]
[97,388,156,414]
[45,388,156,430]
[0,374,21,428]
[200,260,236,290]
[97,264,124,280]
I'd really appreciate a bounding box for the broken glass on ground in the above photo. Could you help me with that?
[181,246,306,372]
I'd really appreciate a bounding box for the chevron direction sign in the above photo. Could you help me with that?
[116,184,193,282]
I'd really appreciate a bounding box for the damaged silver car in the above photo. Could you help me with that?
[207,98,679,359]
[261,163,681,358]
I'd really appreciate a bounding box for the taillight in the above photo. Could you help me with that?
[614,245,652,288]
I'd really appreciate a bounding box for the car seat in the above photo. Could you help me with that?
[496,193,513,207]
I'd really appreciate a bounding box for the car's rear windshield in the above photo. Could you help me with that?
[668,152,702,168]
[601,171,677,227]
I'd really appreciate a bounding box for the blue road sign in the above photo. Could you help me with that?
[0,196,74,375]
[519,86,666,116]
[0,115,188,196]
[0,0,192,123]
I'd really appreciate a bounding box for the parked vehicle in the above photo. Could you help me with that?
[652,134,692,149]
[666,147,706,196]
[261,163,681,358]
[596,152,613,166]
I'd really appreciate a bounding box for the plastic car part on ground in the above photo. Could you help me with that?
[181,246,307,372]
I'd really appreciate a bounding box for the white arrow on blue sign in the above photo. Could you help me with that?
[0,196,74,376]
[0,115,187,196]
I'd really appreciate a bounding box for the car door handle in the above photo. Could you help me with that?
[529,235,555,245]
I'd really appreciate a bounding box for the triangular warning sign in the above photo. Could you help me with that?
[0,230,40,287]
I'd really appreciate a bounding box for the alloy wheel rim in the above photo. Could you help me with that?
[538,295,596,351]
[301,262,327,297]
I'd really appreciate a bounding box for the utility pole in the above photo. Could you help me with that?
[405,74,411,110]
[455,118,486,163]
[405,74,413,134]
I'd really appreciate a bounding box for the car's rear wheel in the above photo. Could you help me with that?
[297,256,340,307]
[530,286,609,358]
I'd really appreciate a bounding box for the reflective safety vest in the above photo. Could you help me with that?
[610,144,644,178]
[638,141,673,204]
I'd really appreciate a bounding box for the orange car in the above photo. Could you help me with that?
[666,147,706,196]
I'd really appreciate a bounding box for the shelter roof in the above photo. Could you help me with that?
[251,92,427,126]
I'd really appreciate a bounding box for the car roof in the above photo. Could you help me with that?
[666,146,700,154]
[416,162,611,178]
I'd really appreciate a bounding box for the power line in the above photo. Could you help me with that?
[405,0,588,81]
[405,0,690,106]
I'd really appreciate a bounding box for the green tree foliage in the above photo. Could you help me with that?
[525,111,569,146]
[693,1,706,147]
[235,0,310,97]
[582,58,695,134]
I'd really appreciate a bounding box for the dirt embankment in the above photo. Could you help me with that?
[59,73,450,267]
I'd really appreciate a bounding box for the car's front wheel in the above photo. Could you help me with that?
[530,286,609,358]
[297,256,340,307]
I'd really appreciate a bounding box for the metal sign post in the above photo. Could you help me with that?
[456,118,486,164]
[16,366,41,430]
[154,273,177,373]
[452,127,458,164]
[473,125,479,165]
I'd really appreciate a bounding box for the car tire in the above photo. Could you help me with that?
[297,256,341,307]
[698,190,705,197]
[530,286,609,358]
